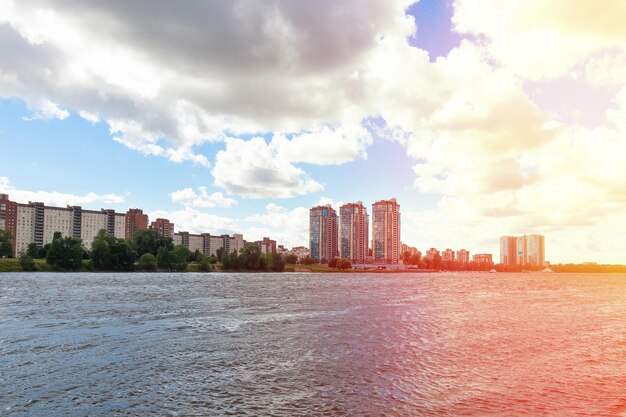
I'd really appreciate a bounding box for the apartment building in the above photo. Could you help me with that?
[371,198,401,264]
[310,205,338,262]
[0,194,127,255]
[339,202,369,263]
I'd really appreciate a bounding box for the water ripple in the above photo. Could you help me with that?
[0,272,625,416]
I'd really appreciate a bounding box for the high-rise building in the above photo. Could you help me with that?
[309,205,338,262]
[442,248,455,262]
[257,237,277,254]
[371,198,401,263]
[500,236,517,266]
[339,202,369,263]
[231,234,244,254]
[456,249,470,263]
[150,218,174,238]
[125,208,148,240]
[516,235,527,266]
[1,194,126,254]
[425,248,440,260]
[173,231,204,253]
[527,234,545,267]
[0,194,18,256]
[500,234,546,267]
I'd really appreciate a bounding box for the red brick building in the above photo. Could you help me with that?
[125,208,148,240]
[0,194,18,256]
[150,218,174,238]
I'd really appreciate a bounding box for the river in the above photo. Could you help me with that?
[1,272,625,416]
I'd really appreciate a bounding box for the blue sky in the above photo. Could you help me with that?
[2,1,626,262]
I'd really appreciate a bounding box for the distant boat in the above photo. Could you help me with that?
[489,269,497,273]
[542,268,553,273]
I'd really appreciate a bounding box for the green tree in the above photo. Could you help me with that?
[338,259,351,269]
[137,253,157,272]
[91,229,137,271]
[172,245,189,271]
[197,253,211,272]
[302,256,314,265]
[407,253,421,266]
[46,232,85,271]
[156,246,175,271]
[188,249,201,262]
[18,251,37,271]
[216,247,225,262]
[133,229,173,257]
[0,228,13,258]
[270,253,285,272]
[38,244,50,259]
[239,243,264,270]
[26,243,39,258]
[284,253,298,264]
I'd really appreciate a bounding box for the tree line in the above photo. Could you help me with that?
[1,229,287,272]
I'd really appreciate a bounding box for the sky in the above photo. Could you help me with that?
[1,0,626,263]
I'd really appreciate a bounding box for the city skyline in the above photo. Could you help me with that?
[3,191,510,266]
[2,1,626,263]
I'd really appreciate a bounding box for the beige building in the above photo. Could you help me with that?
[231,234,244,254]
[500,234,545,267]
[473,253,493,264]
[425,247,440,260]
[173,232,245,257]
[9,196,128,254]
[499,236,517,266]
[43,207,72,244]
[456,249,470,263]
[15,204,35,255]
[442,248,455,262]
[188,234,204,254]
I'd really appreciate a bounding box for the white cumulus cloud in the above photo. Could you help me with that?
[0,176,124,207]
[212,137,324,198]
[170,186,237,208]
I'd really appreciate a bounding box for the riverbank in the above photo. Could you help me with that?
[0,258,440,273]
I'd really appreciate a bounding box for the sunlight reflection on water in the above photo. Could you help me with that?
[1,272,625,416]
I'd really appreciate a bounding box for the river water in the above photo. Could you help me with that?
[1,272,625,416]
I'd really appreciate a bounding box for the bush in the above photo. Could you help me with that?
[18,252,37,271]
[329,257,351,269]
[172,245,189,272]
[137,253,157,272]
[46,232,85,271]
[284,254,298,264]
[156,246,174,271]
[198,256,212,272]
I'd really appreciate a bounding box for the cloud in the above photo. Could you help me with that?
[170,186,237,208]
[212,137,324,198]
[270,124,372,165]
[4,1,626,262]
[149,202,310,248]
[78,110,100,123]
[0,176,124,207]
[0,1,413,170]
[21,100,69,121]
[243,203,310,248]
[148,207,237,235]
[452,0,626,80]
